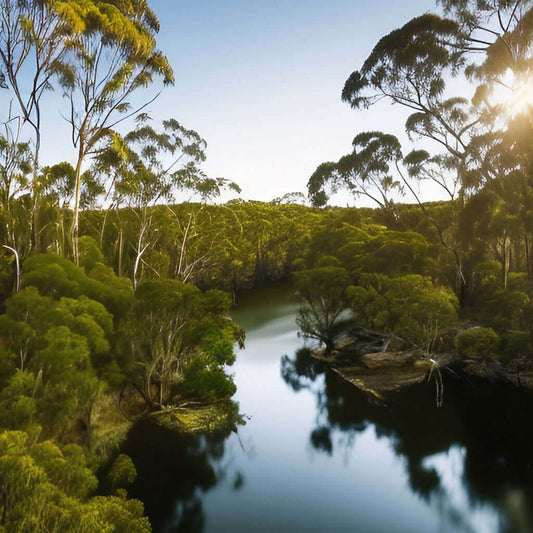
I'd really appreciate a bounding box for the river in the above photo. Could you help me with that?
[122,284,533,533]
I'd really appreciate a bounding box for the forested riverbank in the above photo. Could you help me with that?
[1,194,533,529]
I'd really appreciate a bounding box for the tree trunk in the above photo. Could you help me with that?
[2,245,20,293]
[70,143,85,265]
[527,234,533,281]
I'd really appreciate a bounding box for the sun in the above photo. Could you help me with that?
[508,81,533,117]
[489,69,533,119]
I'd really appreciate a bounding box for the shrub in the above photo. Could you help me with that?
[454,327,500,358]
[501,331,533,359]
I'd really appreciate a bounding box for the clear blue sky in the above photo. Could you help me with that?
[9,0,437,204]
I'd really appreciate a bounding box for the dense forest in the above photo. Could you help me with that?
[1,0,533,531]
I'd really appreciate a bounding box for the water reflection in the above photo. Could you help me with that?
[281,350,533,533]
[122,418,240,533]
[123,292,533,533]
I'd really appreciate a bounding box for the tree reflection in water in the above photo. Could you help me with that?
[121,416,242,533]
[281,349,533,533]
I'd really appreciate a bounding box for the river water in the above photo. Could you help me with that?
[123,285,533,533]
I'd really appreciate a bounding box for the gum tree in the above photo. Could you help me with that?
[55,1,174,262]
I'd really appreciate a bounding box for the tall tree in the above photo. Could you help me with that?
[334,2,533,300]
[308,131,404,209]
[55,0,174,262]
[0,0,90,250]
[0,114,32,251]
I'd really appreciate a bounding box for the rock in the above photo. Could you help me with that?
[462,357,533,390]
[335,363,432,394]
[361,351,419,369]
[326,350,437,396]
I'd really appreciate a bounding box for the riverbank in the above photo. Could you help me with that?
[89,390,241,464]
[311,336,533,399]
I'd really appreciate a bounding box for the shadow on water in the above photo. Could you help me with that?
[121,418,241,533]
[281,350,533,533]
[232,281,298,332]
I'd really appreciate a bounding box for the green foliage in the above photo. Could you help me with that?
[29,441,97,500]
[466,260,531,332]
[180,356,237,403]
[107,454,137,494]
[122,279,243,408]
[293,261,351,352]
[501,331,532,359]
[85,493,151,533]
[455,327,501,359]
[3,285,116,382]
[30,326,100,437]
[308,132,404,209]
[21,254,87,299]
[79,236,105,272]
[21,253,134,321]
[342,14,461,110]
[348,274,458,352]
[0,249,156,530]
[0,254,134,442]
[82,201,322,292]
[85,262,134,320]
[0,371,38,433]
[0,430,149,533]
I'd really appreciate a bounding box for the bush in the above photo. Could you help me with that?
[501,331,533,359]
[454,327,500,358]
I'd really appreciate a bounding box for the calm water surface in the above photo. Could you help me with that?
[123,285,533,533]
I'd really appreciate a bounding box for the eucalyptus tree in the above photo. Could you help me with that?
[93,116,240,287]
[341,14,479,157]
[340,4,522,193]
[329,1,533,301]
[0,0,74,156]
[347,274,458,354]
[340,30,480,283]
[439,0,533,101]
[0,0,86,250]
[308,131,404,210]
[293,257,351,353]
[308,131,453,235]
[0,115,32,249]
[55,1,174,263]
[123,279,244,409]
[342,0,533,189]
[307,129,472,301]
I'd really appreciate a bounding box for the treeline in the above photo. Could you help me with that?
[77,198,533,363]
[6,193,532,356]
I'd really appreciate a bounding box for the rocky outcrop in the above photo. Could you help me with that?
[326,347,533,398]
[325,350,453,397]
[361,351,419,369]
[462,356,533,390]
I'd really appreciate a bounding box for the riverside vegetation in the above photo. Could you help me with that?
[2,0,533,531]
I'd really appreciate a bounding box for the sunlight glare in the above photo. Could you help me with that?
[490,69,533,118]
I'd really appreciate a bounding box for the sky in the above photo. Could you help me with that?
[3,0,440,205]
